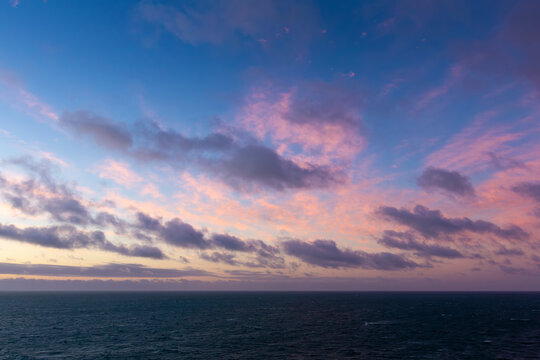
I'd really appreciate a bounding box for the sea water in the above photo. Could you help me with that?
[0,292,539,359]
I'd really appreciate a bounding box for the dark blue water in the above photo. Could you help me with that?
[0,292,539,359]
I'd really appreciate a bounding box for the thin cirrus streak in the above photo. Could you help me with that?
[0,71,59,123]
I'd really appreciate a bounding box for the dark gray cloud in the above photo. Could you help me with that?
[205,239,287,269]
[2,156,291,264]
[200,252,238,266]
[136,213,212,249]
[0,223,165,259]
[0,262,210,278]
[4,193,36,214]
[499,265,526,275]
[135,212,285,268]
[512,182,540,203]
[6,193,97,227]
[417,167,475,197]
[60,111,133,150]
[249,240,285,269]
[40,197,92,225]
[127,245,166,259]
[379,230,464,259]
[1,157,126,230]
[378,205,528,240]
[242,256,285,269]
[487,152,526,171]
[59,111,339,191]
[494,246,524,257]
[237,242,285,269]
[282,239,418,270]
[94,211,126,231]
[0,223,95,249]
[2,156,71,196]
[101,243,167,260]
[0,158,164,259]
[134,212,284,268]
[218,145,338,190]
[136,212,163,232]
[133,119,235,157]
[211,233,255,252]
[161,219,212,249]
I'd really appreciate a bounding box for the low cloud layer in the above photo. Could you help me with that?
[379,230,464,259]
[200,252,238,266]
[494,246,525,257]
[0,262,210,278]
[136,212,285,268]
[378,205,528,240]
[1,157,125,230]
[282,239,418,270]
[0,223,165,259]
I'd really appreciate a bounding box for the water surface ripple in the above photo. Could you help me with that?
[0,292,539,359]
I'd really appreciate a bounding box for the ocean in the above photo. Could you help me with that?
[0,292,539,359]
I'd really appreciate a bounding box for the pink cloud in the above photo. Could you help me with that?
[141,183,164,200]
[169,169,400,247]
[425,110,537,173]
[94,159,142,188]
[474,157,540,226]
[234,89,365,166]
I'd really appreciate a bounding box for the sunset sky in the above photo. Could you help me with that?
[1,0,539,291]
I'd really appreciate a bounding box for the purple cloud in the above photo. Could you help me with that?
[59,111,340,191]
[160,218,211,249]
[512,182,540,203]
[211,233,255,252]
[60,111,133,150]
[417,167,475,197]
[0,223,165,259]
[378,205,528,240]
[135,212,285,268]
[0,262,211,278]
[494,246,524,257]
[218,145,337,190]
[282,239,418,270]
[379,230,464,259]
[200,252,238,266]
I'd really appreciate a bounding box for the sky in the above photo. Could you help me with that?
[0,0,539,291]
